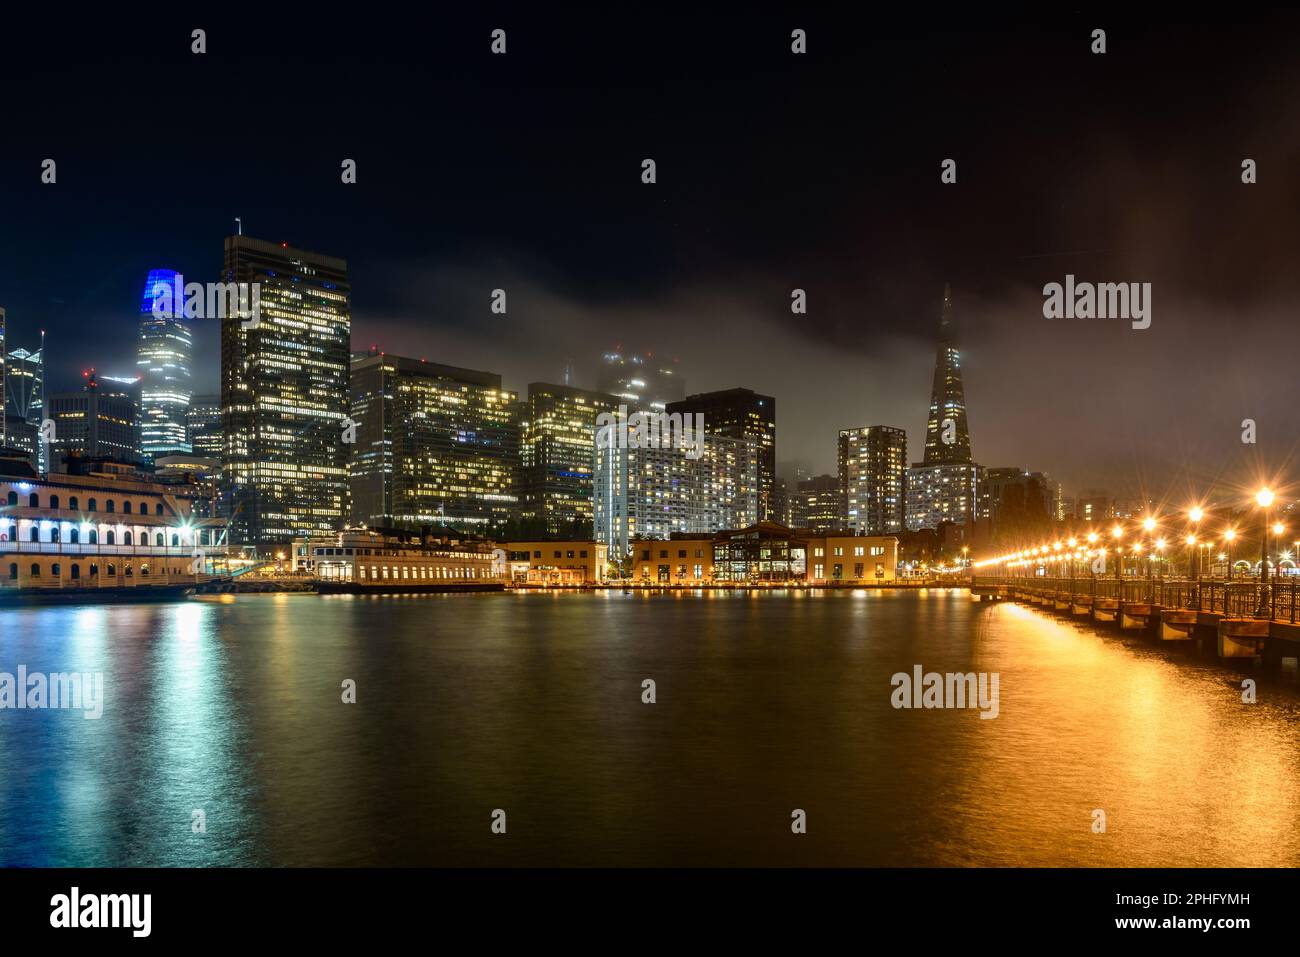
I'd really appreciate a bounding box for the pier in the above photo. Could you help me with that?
[972,575,1300,675]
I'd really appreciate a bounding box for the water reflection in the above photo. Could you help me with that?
[0,592,1297,866]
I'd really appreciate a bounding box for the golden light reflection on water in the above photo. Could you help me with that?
[954,602,1300,866]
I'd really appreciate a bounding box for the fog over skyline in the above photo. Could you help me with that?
[5,10,1300,505]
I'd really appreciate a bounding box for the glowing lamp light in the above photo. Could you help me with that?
[1189,507,1204,523]
[1143,517,1156,532]
[1257,489,1275,508]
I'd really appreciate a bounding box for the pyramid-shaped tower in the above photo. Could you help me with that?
[922,283,972,465]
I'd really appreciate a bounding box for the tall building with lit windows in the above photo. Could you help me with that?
[906,284,979,534]
[594,429,757,556]
[839,425,907,535]
[665,388,776,521]
[136,269,193,459]
[521,382,618,537]
[47,371,142,466]
[220,236,351,547]
[349,349,520,530]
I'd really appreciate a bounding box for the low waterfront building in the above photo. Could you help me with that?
[0,452,225,593]
[712,522,809,583]
[300,527,501,589]
[502,539,608,585]
[806,533,898,584]
[632,534,715,584]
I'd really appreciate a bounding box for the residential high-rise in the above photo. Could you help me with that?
[839,425,907,535]
[349,350,520,530]
[790,474,843,533]
[594,430,758,555]
[666,388,776,520]
[597,350,685,411]
[137,269,193,459]
[48,371,142,466]
[185,394,223,459]
[521,382,618,537]
[221,236,351,547]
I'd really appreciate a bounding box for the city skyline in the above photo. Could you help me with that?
[7,13,1300,501]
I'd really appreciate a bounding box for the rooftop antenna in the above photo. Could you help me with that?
[235,217,243,236]
[563,359,573,386]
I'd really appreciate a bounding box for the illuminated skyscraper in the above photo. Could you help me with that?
[221,236,351,547]
[48,371,141,466]
[137,269,193,459]
[906,284,979,535]
[521,382,618,537]
[839,425,907,535]
[922,283,972,465]
[349,350,520,530]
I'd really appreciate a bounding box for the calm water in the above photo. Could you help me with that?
[1,589,1298,867]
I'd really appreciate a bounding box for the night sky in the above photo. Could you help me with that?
[4,9,1300,507]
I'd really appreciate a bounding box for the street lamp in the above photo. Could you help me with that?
[1188,506,1204,578]
[1224,528,1236,580]
[1256,488,1274,616]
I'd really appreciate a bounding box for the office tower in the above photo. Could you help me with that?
[4,331,45,472]
[521,382,618,537]
[923,283,972,465]
[349,350,520,530]
[186,394,223,459]
[594,430,758,555]
[137,269,193,459]
[666,388,776,520]
[597,350,685,411]
[221,236,351,547]
[839,425,907,535]
[790,474,843,533]
[47,371,142,465]
[906,285,979,535]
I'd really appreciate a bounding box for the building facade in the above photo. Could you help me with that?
[4,333,45,472]
[349,351,519,531]
[839,425,907,535]
[220,236,351,548]
[502,540,608,584]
